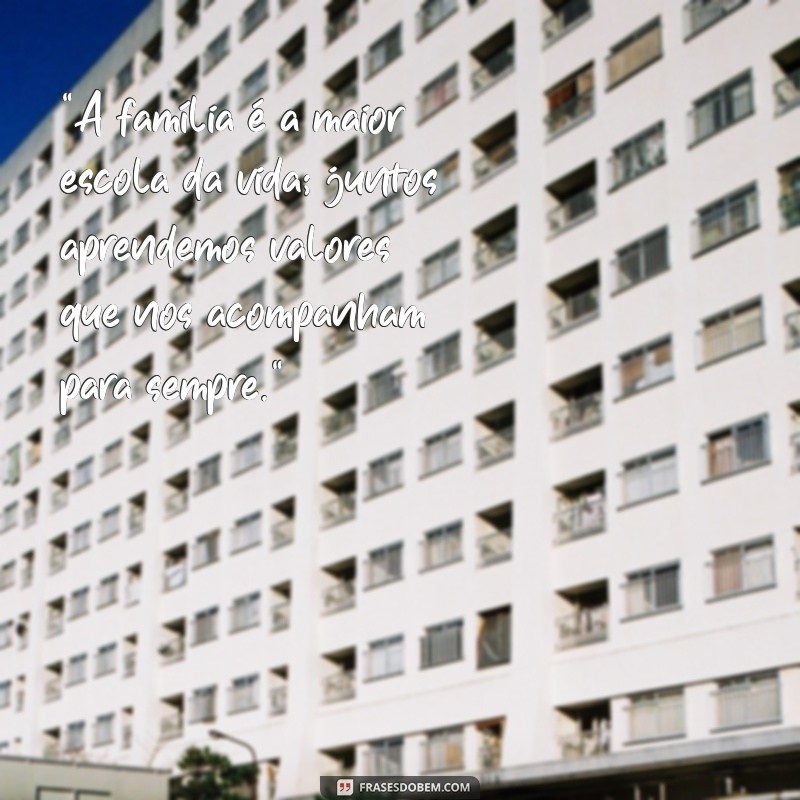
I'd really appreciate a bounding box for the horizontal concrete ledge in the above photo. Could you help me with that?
[0,754,170,775]
[478,726,800,790]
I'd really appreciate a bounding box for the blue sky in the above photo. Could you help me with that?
[0,0,150,163]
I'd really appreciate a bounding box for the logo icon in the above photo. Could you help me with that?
[336,779,354,796]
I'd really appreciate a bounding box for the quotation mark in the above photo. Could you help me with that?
[272,360,282,370]
[62,92,72,102]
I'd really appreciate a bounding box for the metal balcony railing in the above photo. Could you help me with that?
[473,138,517,184]
[475,329,515,371]
[327,4,358,43]
[551,392,603,438]
[475,229,516,275]
[323,670,356,703]
[694,190,759,255]
[471,45,514,95]
[476,428,514,468]
[271,519,295,548]
[705,426,768,480]
[556,606,609,648]
[321,493,356,527]
[545,89,594,138]
[167,417,190,447]
[278,50,305,85]
[323,581,356,614]
[547,187,596,237]
[775,68,800,115]
[549,287,600,335]
[779,188,800,231]
[322,407,356,440]
[270,685,287,715]
[697,313,764,365]
[555,493,605,542]
[477,530,512,566]
[273,436,298,466]
[159,712,183,740]
[542,0,591,44]
[629,695,685,742]
[164,489,188,518]
[560,722,611,758]
[271,601,291,632]
[159,635,185,665]
[715,679,780,730]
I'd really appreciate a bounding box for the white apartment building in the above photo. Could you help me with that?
[1,0,800,797]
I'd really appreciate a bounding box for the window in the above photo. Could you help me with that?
[230,592,261,632]
[366,635,404,679]
[715,672,780,730]
[607,18,662,89]
[70,587,90,618]
[67,654,88,685]
[418,65,458,122]
[229,674,259,713]
[629,689,685,742]
[422,728,464,772]
[240,62,268,108]
[95,643,117,676]
[366,362,403,410]
[366,24,402,78]
[621,448,678,506]
[240,0,268,40]
[65,721,86,752]
[419,333,460,385]
[0,682,10,709]
[73,457,94,490]
[699,300,764,365]
[618,337,673,396]
[421,521,462,570]
[366,107,403,158]
[614,227,669,292]
[72,522,91,554]
[544,65,594,137]
[366,543,403,587]
[193,530,220,568]
[239,135,267,176]
[421,619,462,668]
[367,193,402,236]
[417,0,457,39]
[94,713,115,746]
[691,72,753,145]
[711,538,775,598]
[195,454,221,493]
[625,563,680,617]
[190,685,217,723]
[369,275,402,312]
[192,608,219,646]
[240,206,267,240]
[694,183,759,255]
[419,241,459,296]
[366,451,403,497]
[477,607,511,668]
[203,27,230,73]
[97,575,119,608]
[705,416,769,480]
[114,60,134,97]
[609,122,665,189]
[99,506,121,541]
[232,511,262,552]
[232,434,263,475]
[684,0,748,39]
[367,738,403,777]
[421,426,462,475]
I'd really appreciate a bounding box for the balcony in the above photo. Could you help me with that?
[418,66,458,123]
[547,185,596,237]
[473,137,517,186]
[476,428,514,468]
[322,407,356,441]
[560,722,611,758]
[273,435,298,467]
[477,530,512,566]
[322,493,356,527]
[775,68,800,115]
[159,635,185,665]
[271,518,295,548]
[549,285,600,335]
[543,0,592,45]
[159,712,183,741]
[475,329,515,372]
[417,0,457,39]
[471,44,514,96]
[278,48,305,85]
[780,186,800,230]
[693,185,759,255]
[551,392,602,439]
[556,605,608,648]
[323,671,356,703]
[323,581,356,614]
[270,685,287,715]
[792,433,800,472]
[164,489,188,518]
[556,490,605,542]
[327,1,358,44]
[271,601,291,632]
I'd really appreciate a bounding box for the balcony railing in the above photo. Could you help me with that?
[323,581,356,614]
[475,229,517,275]
[323,407,356,440]
[271,519,295,548]
[779,188,800,231]
[477,530,512,566]
[545,90,594,138]
[684,0,747,38]
[322,493,356,526]
[45,679,62,703]
[159,635,185,665]
[270,685,287,715]
[542,0,592,44]
[792,433,800,473]
[551,392,603,438]
[271,601,290,631]
[327,4,358,43]
[167,417,190,446]
[471,45,515,95]
[705,426,768,480]
[557,606,609,648]
[560,722,611,758]
[547,187,597,237]
[418,71,459,123]
[417,0,457,39]
[475,329,515,371]
[324,327,356,358]
[476,428,514,468]
[273,436,298,467]
[164,489,189,518]
[366,373,403,410]
[159,712,183,741]
[163,562,187,592]
[549,287,600,335]
[775,68,800,115]
[555,493,605,542]
[323,670,356,703]
[278,50,306,85]
[473,138,517,185]
[786,311,800,350]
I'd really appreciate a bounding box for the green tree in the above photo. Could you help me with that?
[170,745,258,800]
